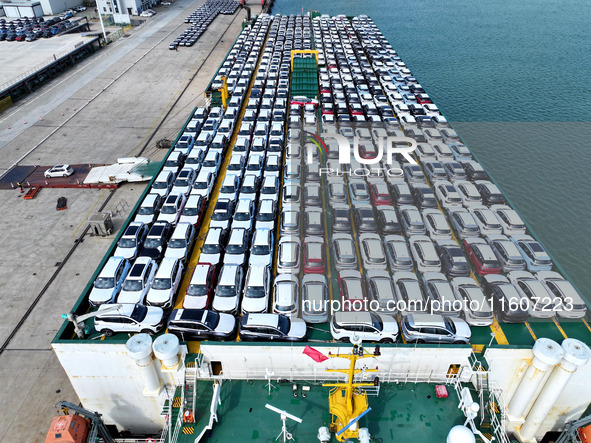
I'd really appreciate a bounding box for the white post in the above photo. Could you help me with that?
[506,338,563,421]
[520,339,591,440]
[97,8,108,42]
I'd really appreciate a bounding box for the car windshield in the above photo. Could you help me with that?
[174,179,188,188]
[130,304,148,322]
[183,207,199,216]
[252,244,270,255]
[152,277,172,290]
[122,279,143,292]
[246,286,266,298]
[217,285,236,297]
[235,212,250,221]
[161,205,176,214]
[152,181,167,189]
[212,211,229,221]
[138,207,155,215]
[94,277,114,289]
[118,238,136,248]
[187,284,207,297]
[202,244,220,254]
[144,238,162,249]
[169,239,186,249]
[194,181,207,189]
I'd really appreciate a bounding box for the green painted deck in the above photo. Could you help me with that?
[171,380,487,442]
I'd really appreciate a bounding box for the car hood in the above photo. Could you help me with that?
[114,247,135,259]
[213,295,238,312]
[242,296,267,313]
[118,291,144,304]
[183,295,207,309]
[223,254,246,265]
[199,253,220,265]
[287,318,307,340]
[451,318,472,340]
[165,248,186,260]
[215,314,236,334]
[89,288,116,305]
[144,307,164,326]
[147,289,172,304]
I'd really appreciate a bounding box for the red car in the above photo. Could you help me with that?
[415,93,432,104]
[370,182,393,206]
[463,239,501,275]
[338,270,366,311]
[183,263,217,309]
[303,237,326,274]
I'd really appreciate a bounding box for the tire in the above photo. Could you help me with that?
[63,173,68,177]
[141,329,154,336]
[416,339,425,344]
[339,337,349,343]
[453,341,465,345]
[103,329,114,337]
[380,338,394,344]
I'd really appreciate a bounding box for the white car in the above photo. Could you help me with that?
[118,257,158,304]
[241,265,271,314]
[409,235,441,273]
[140,9,156,16]
[508,271,556,319]
[146,258,184,308]
[272,274,300,317]
[536,271,587,319]
[88,257,131,306]
[45,164,74,178]
[450,277,493,326]
[113,222,149,260]
[330,311,399,343]
[164,222,196,263]
[469,206,503,236]
[491,205,527,236]
[249,229,274,267]
[94,303,164,336]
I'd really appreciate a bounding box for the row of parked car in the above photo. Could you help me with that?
[0,11,84,42]
[93,15,312,340]
[301,15,587,326]
[90,13,586,345]
[170,0,239,49]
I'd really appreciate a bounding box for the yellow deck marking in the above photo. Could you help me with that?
[489,317,509,345]
[582,318,591,335]
[552,318,568,339]
[524,322,537,341]
[472,344,485,353]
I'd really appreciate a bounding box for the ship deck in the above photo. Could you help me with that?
[173,379,486,443]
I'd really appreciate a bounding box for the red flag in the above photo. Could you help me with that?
[303,345,328,363]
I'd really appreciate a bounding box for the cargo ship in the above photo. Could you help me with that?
[46,10,591,443]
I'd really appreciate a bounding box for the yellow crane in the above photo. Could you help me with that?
[322,344,380,442]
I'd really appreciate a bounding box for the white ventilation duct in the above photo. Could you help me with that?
[520,339,591,440]
[153,334,181,369]
[507,338,563,421]
[126,333,161,394]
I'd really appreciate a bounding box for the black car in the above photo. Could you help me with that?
[353,206,376,233]
[438,243,471,278]
[482,275,529,323]
[139,221,173,262]
[168,309,237,341]
[376,207,401,235]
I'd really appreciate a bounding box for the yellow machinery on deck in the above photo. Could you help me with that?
[323,344,380,442]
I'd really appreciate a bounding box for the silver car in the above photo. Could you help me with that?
[450,277,493,326]
[400,313,471,344]
[384,235,414,272]
[332,233,359,271]
[486,234,526,272]
[508,271,556,319]
[409,235,441,273]
[301,275,329,323]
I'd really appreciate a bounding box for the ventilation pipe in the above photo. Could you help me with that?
[507,338,563,421]
[153,334,181,370]
[447,425,476,443]
[126,334,161,394]
[519,339,591,440]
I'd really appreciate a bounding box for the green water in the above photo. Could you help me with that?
[273,0,591,300]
